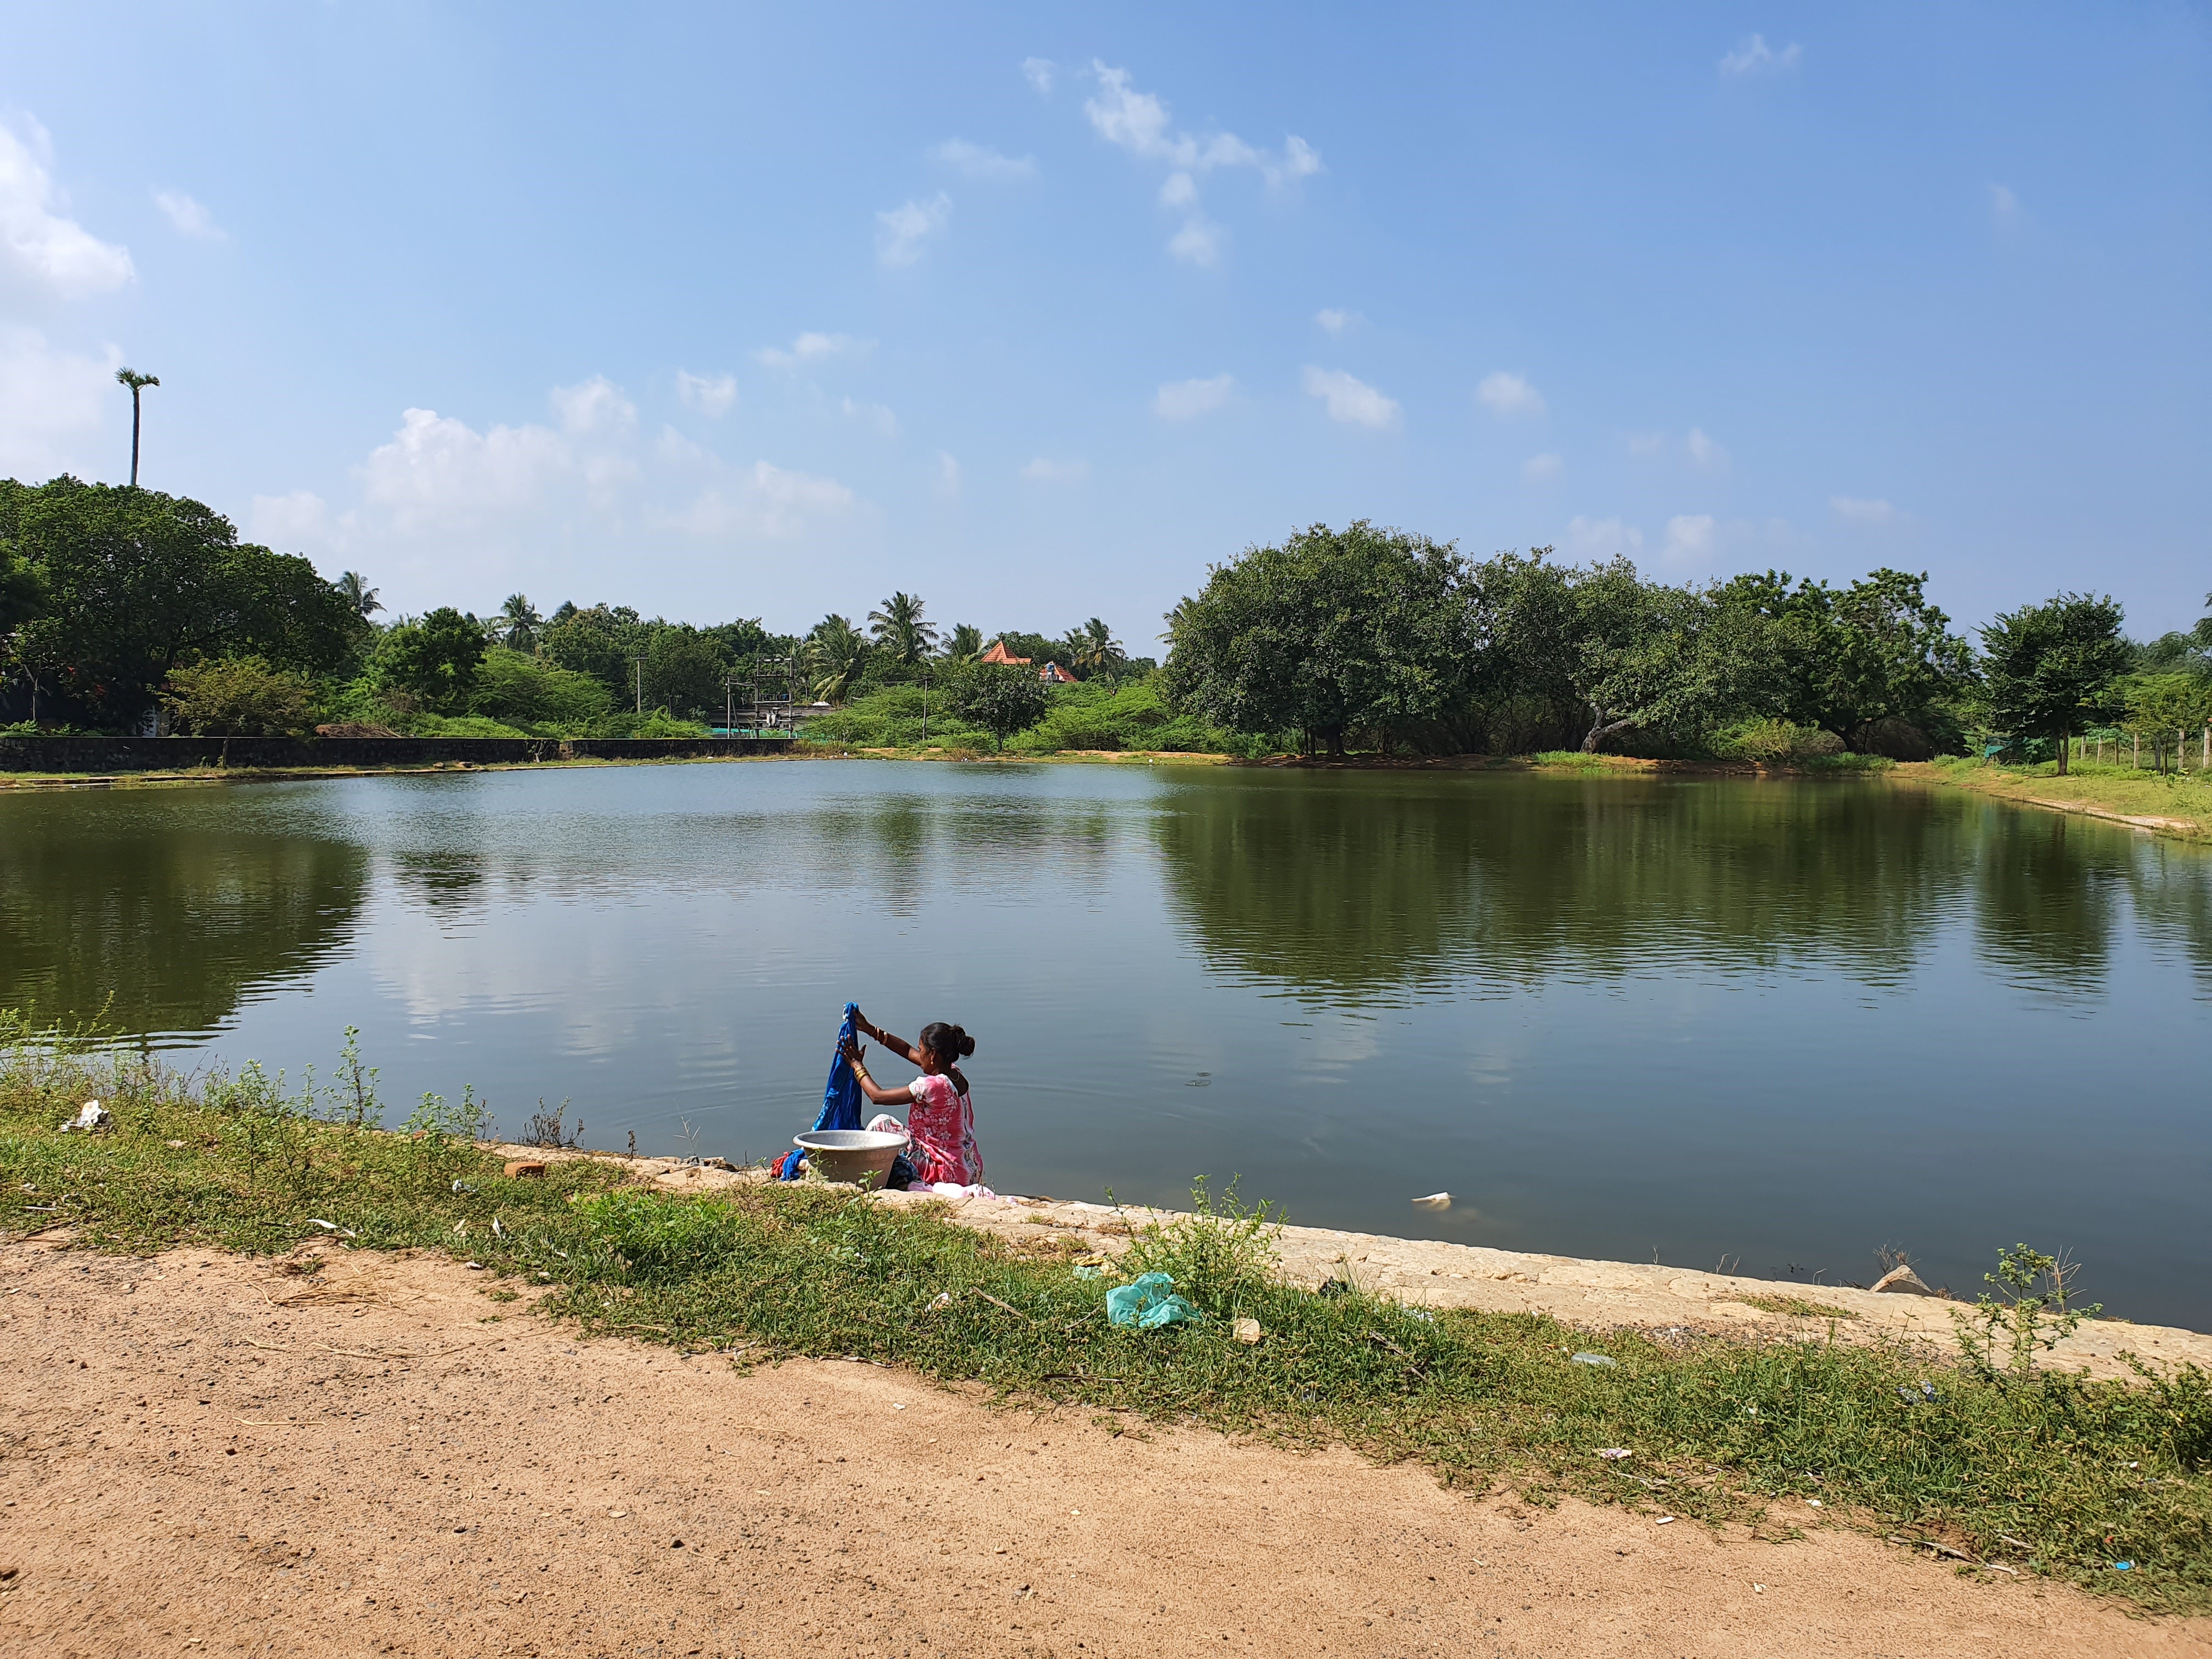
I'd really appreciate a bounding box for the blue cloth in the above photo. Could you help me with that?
[779,1002,862,1180]
[1105,1271,1204,1329]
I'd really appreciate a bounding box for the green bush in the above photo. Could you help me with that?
[470,646,613,731]
[1712,716,1845,763]
[160,656,318,736]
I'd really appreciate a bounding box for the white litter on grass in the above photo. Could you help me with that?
[1410,1192,1451,1209]
[1597,1448,1632,1460]
[1654,1516,1675,1526]
[60,1101,112,1134]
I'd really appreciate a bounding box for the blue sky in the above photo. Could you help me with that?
[2,3,2205,646]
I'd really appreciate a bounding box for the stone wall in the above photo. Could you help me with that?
[0,734,794,773]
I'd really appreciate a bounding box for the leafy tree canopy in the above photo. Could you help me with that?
[1162,521,1475,753]
[951,663,1049,749]
[371,607,486,713]
[0,476,364,726]
[160,656,318,737]
[1978,592,2129,773]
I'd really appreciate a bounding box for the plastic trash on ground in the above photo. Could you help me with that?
[1232,1317,1263,1344]
[1571,1351,1618,1368]
[60,1101,111,1135]
[1105,1271,1204,1330]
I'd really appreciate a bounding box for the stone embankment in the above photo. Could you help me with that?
[0,732,791,776]
[595,1153,2212,1383]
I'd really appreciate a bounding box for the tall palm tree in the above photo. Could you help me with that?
[336,572,383,619]
[940,622,983,663]
[495,592,544,652]
[867,591,938,664]
[1161,596,1198,650]
[1070,617,1125,674]
[807,613,871,701]
[115,368,159,487]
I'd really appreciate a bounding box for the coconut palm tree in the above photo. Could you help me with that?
[940,622,984,663]
[1070,617,1125,675]
[115,368,159,487]
[495,593,544,652]
[867,591,938,664]
[336,572,383,619]
[807,613,871,701]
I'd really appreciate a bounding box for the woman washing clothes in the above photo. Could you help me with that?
[841,1009,985,1191]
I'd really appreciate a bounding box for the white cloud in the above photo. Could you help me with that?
[876,193,951,267]
[1627,430,1667,458]
[1022,57,1056,95]
[0,324,122,477]
[1988,182,2018,217]
[1720,35,1802,76]
[1314,308,1353,335]
[1158,171,1198,208]
[1564,516,1645,558]
[1167,216,1224,267]
[361,407,572,524]
[933,139,1037,180]
[249,489,329,548]
[1302,366,1400,430]
[550,375,637,436]
[1475,370,1546,418]
[755,331,868,370]
[153,189,222,241]
[0,117,134,299]
[1660,514,1717,563]
[663,462,857,540]
[1085,63,1319,184]
[1522,452,1564,482]
[1685,426,1730,469]
[841,396,899,438]
[676,369,737,416]
[1153,373,1234,421]
[1022,457,1088,484]
[934,450,962,494]
[1830,495,1894,524]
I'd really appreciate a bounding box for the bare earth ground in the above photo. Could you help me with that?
[4,1240,2207,1659]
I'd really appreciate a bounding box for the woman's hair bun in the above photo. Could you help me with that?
[922,1020,976,1060]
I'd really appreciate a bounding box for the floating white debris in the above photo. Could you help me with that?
[1410,1192,1452,1209]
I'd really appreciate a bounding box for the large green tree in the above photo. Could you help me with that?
[371,608,486,713]
[952,663,1049,751]
[0,476,363,727]
[1978,592,2130,773]
[642,624,729,718]
[541,603,647,701]
[1716,567,1972,752]
[1163,521,1474,754]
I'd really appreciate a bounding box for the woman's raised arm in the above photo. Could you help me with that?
[839,1039,916,1108]
[852,1011,922,1066]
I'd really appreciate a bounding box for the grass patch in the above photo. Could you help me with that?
[3,1029,2209,1613]
[1918,757,2211,838]
[1737,1293,1860,1321]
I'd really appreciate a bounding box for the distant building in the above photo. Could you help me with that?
[981,640,1077,684]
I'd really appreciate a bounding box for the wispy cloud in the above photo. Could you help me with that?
[1022,57,1055,95]
[1302,366,1400,430]
[1627,430,1667,458]
[876,193,951,267]
[1685,427,1730,469]
[153,189,223,241]
[1153,373,1234,421]
[755,331,868,370]
[550,375,637,436]
[1475,370,1546,418]
[1830,495,1894,524]
[0,324,122,478]
[1660,514,1716,563]
[1023,456,1088,484]
[1988,182,2019,218]
[841,396,899,438]
[0,117,134,298]
[1522,453,1564,482]
[1565,516,1644,558]
[1720,35,1802,76]
[933,139,1037,180]
[1314,308,1355,335]
[1167,217,1224,267]
[676,370,736,416]
[934,450,962,494]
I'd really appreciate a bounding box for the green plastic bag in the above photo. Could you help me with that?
[1106,1271,1204,1329]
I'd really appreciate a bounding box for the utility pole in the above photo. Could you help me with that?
[115,368,159,487]
[723,676,737,735]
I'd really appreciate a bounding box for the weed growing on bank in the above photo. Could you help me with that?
[2,1026,2208,1613]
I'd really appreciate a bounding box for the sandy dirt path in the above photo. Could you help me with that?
[2,1241,2204,1659]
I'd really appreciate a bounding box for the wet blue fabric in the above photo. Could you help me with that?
[1105,1271,1204,1329]
[779,1001,862,1181]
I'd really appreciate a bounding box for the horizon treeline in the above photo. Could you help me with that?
[3,477,2207,761]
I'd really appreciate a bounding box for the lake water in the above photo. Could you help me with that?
[4,760,2209,1327]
